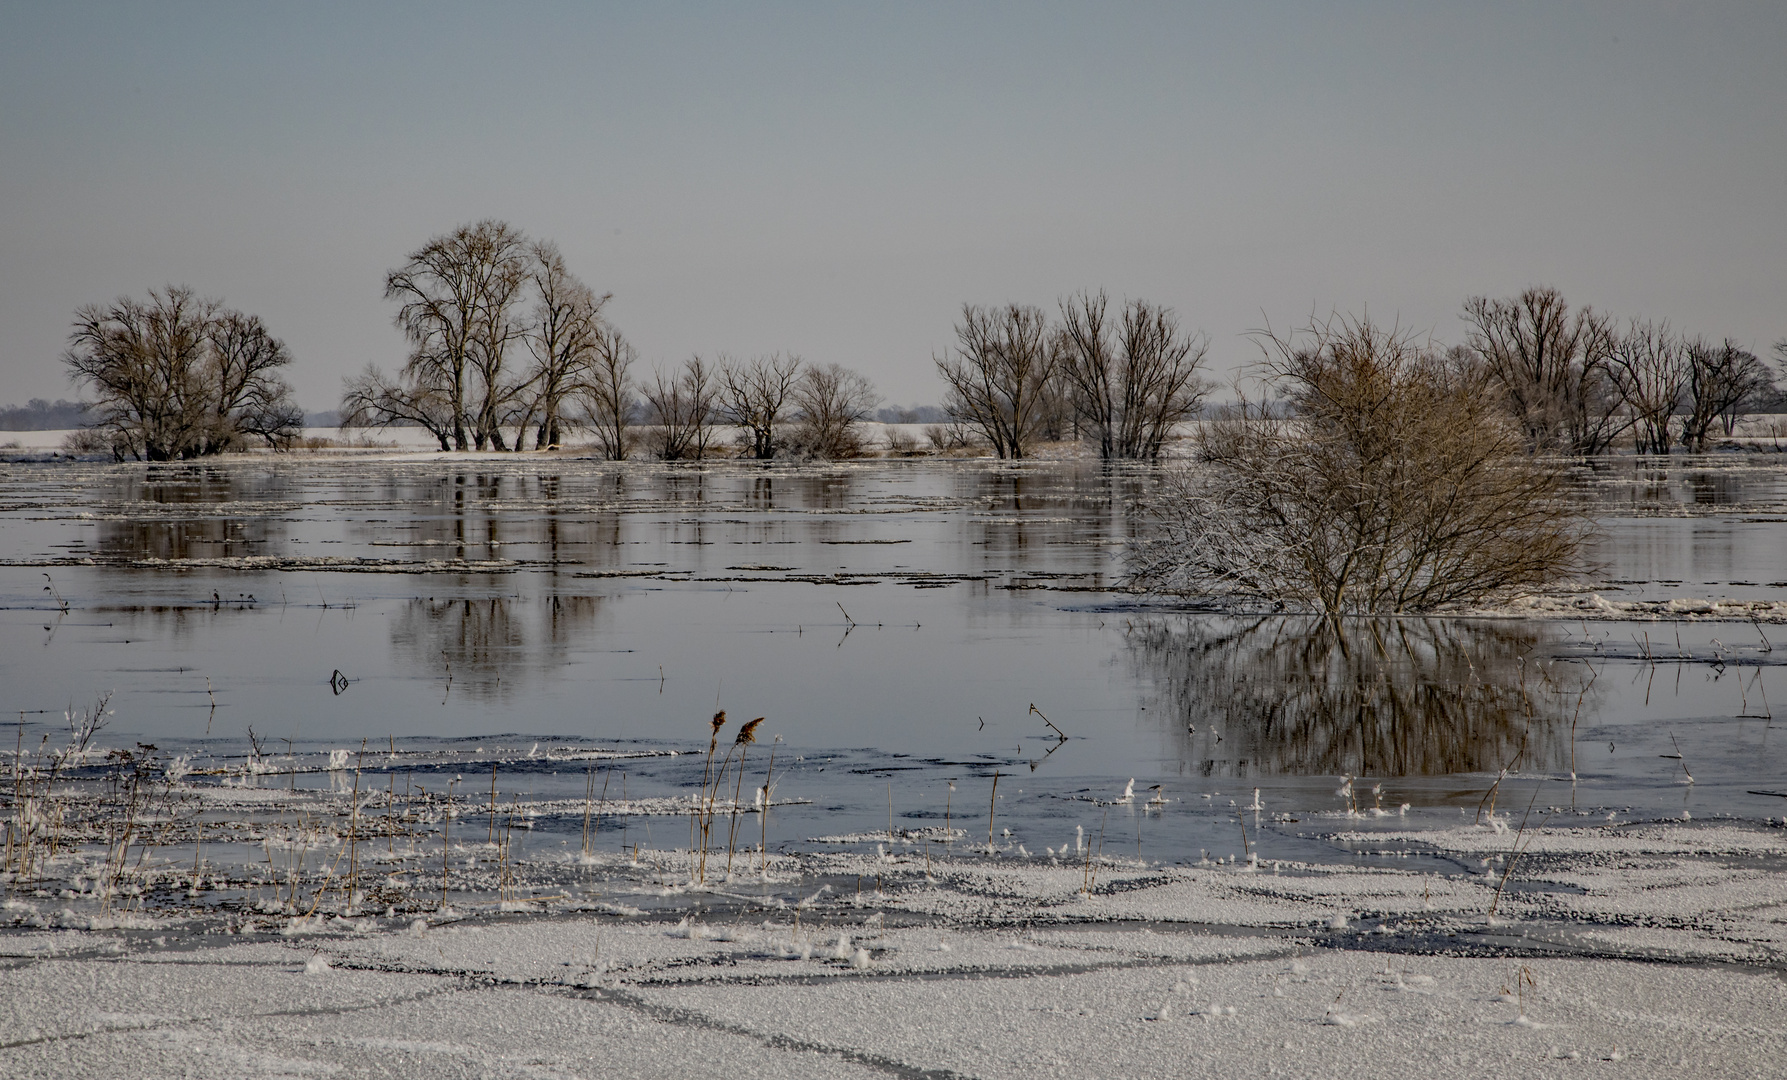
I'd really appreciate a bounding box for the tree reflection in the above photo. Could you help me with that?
[1128,616,1587,778]
[389,593,606,700]
[95,465,286,561]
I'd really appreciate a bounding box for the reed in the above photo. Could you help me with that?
[758,735,780,874]
[724,718,763,874]
[986,771,1000,854]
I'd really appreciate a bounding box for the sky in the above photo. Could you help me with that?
[2,2,1784,412]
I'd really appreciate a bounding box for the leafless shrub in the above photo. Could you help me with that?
[786,363,878,459]
[885,426,921,455]
[924,420,978,453]
[1129,314,1586,614]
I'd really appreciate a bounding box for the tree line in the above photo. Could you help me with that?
[935,285,1784,462]
[53,235,1785,463]
[934,291,1213,461]
[341,219,881,459]
[1460,286,1781,456]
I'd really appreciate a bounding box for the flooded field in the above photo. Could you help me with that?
[3,454,1785,875]
[7,454,1787,1078]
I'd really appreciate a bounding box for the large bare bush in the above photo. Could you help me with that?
[786,362,878,459]
[64,286,302,460]
[1129,316,1585,614]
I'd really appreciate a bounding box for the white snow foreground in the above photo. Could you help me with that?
[5,822,1787,1078]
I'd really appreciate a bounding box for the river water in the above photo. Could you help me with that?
[2,453,1784,866]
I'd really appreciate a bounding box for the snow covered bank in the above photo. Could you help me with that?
[4,817,1784,1078]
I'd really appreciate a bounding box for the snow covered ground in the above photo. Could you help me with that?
[5,813,1785,1078]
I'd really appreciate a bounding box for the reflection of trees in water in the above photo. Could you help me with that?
[1129,616,1584,779]
[963,464,1151,584]
[96,465,287,561]
[390,593,606,700]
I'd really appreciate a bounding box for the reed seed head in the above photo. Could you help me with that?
[710,710,726,733]
[735,717,764,746]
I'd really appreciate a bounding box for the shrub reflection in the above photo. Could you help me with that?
[1129,616,1587,778]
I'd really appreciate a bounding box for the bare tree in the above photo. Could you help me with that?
[934,303,1055,459]
[207,311,305,448]
[1607,320,1686,455]
[787,362,879,459]
[580,326,637,460]
[641,356,720,460]
[719,353,802,459]
[1128,315,1585,615]
[1461,287,1623,455]
[384,220,530,451]
[64,286,300,460]
[1056,291,1211,461]
[1680,338,1769,450]
[519,241,609,450]
[339,364,455,451]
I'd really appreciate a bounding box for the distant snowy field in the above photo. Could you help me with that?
[0,423,952,456]
[5,818,1786,1078]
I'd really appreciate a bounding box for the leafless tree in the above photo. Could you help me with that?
[339,364,455,451]
[384,220,530,451]
[787,362,879,459]
[641,356,720,460]
[64,286,300,460]
[934,304,1056,458]
[1606,320,1687,455]
[1461,287,1623,455]
[580,326,637,460]
[719,353,802,459]
[208,311,306,447]
[1056,291,1211,461]
[1128,315,1585,615]
[1680,338,1769,449]
[519,241,609,449]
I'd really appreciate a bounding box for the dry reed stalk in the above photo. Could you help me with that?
[487,761,498,843]
[986,771,1000,854]
[693,712,727,880]
[1489,784,1548,917]
[725,719,763,874]
[759,736,780,874]
[348,740,365,910]
[1668,732,1694,783]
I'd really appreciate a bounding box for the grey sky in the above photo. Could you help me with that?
[3,2,1783,411]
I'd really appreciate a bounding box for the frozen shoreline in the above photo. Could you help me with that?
[5,814,1785,1078]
